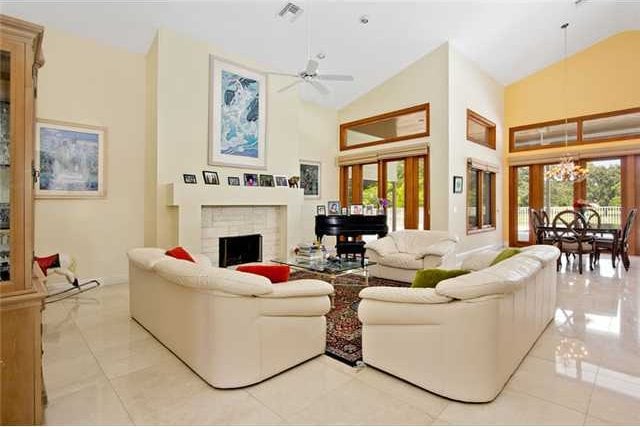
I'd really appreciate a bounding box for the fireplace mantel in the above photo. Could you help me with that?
[167,182,305,256]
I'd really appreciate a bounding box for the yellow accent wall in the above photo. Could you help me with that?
[503,30,640,241]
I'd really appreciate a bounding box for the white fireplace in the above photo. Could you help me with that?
[167,183,304,263]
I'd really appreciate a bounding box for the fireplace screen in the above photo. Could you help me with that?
[219,234,263,267]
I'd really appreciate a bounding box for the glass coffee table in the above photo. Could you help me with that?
[271,258,376,287]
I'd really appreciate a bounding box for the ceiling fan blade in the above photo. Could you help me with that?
[269,71,300,78]
[316,74,354,82]
[305,59,319,75]
[309,80,330,95]
[278,79,302,93]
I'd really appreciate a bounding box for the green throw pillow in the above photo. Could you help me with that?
[411,269,471,288]
[490,248,522,266]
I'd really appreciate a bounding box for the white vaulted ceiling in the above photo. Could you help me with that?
[2,0,639,108]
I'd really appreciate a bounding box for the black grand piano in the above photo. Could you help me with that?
[315,215,388,262]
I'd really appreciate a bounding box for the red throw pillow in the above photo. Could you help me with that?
[35,253,61,272]
[236,265,291,283]
[165,246,195,263]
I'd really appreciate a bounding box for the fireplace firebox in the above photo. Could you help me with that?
[219,234,263,267]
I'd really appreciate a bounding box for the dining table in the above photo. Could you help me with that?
[535,224,622,268]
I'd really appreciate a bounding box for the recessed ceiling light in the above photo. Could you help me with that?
[316,52,326,60]
[277,2,304,23]
[359,15,369,25]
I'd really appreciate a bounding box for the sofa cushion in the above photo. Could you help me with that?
[380,253,423,270]
[359,286,452,304]
[436,256,542,300]
[490,248,521,266]
[390,230,450,254]
[236,265,291,283]
[414,239,457,259]
[153,258,273,295]
[165,246,196,263]
[519,245,561,265]
[411,268,470,288]
[127,248,169,270]
[364,236,398,257]
[460,249,501,271]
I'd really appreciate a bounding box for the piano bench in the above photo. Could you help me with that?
[336,241,366,265]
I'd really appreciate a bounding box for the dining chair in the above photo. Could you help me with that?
[530,208,553,245]
[597,208,637,271]
[580,208,601,229]
[552,210,595,274]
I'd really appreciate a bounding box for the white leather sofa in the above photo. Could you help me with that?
[364,230,458,283]
[127,248,334,388]
[358,245,560,402]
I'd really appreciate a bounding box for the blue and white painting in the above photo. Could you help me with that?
[36,121,105,198]
[220,70,259,158]
[210,57,266,168]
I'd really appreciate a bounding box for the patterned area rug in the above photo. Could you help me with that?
[290,271,408,366]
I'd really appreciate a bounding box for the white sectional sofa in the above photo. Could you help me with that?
[358,245,560,402]
[127,248,334,388]
[364,230,458,283]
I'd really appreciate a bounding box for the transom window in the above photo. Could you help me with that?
[467,109,496,149]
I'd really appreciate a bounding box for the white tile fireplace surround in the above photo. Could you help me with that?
[168,183,305,264]
[202,206,282,267]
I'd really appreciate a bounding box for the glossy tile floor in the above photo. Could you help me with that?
[42,256,640,425]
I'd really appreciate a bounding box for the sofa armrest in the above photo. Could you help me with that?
[414,239,457,259]
[364,236,399,257]
[258,279,334,298]
[193,254,213,268]
[359,286,452,304]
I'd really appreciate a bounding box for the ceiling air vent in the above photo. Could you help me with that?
[277,2,304,22]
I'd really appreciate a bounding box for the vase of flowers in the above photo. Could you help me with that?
[378,198,389,215]
[573,199,592,216]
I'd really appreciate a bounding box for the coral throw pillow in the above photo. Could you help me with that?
[236,265,291,283]
[165,246,195,263]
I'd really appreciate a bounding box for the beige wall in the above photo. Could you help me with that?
[148,28,339,251]
[339,43,505,253]
[449,47,505,252]
[36,28,146,283]
[339,43,450,231]
[298,101,339,245]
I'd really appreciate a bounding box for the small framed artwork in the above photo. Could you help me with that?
[327,201,340,215]
[453,175,463,194]
[244,173,258,187]
[275,175,288,187]
[228,176,240,186]
[35,119,106,198]
[350,204,363,215]
[364,205,375,215]
[259,174,275,187]
[341,207,348,215]
[300,160,321,199]
[183,174,197,184]
[317,205,327,216]
[202,170,219,185]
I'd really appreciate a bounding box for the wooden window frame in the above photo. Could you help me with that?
[509,106,640,153]
[467,165,496,235]
[467,109,496,149]
[338,155,430,230]
[339,103,429,151]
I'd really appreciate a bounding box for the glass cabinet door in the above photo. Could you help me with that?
[0,49,11,284]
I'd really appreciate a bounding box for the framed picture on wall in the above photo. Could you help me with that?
[300,160,321,199]
[35,119,106,198]
[202,170,219,185]
[259,174,275,187]
[183,174,197,184]
[208,56,267,169]
[453,175,463,194]
[244,173,258,187]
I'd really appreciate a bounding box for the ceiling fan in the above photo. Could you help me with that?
[272,1,354,95]
[273,59,354,95]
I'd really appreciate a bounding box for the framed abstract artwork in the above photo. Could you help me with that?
[208,56,267,169]
[35,119,106,198]
[300,160,321,199]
